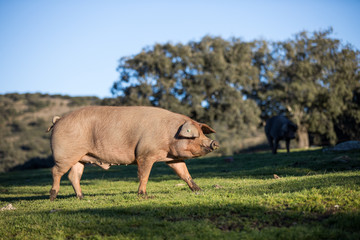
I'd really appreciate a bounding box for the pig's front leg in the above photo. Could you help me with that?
[137,158,155,195]
[167,161,201,192]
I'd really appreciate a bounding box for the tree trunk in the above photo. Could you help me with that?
[297,125,309,149]
[289,106,309,149]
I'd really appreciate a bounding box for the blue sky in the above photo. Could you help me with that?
[1,0,359,98]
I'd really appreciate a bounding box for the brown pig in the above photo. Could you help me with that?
[47,106,219,200]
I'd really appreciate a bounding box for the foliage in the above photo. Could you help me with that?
[254,28,360,147]
[68,96,101,107]
[1,149,359,239]
[112,29,360,150]
[111,36,262,155]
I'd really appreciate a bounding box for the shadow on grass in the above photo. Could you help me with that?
[21,203,360,239]
[0,194,72,202]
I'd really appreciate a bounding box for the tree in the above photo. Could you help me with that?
[111,30,360,152]
[111,36,262,154]
[257,29,360,147]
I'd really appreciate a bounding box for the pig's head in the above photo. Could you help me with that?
[169,120,219,159]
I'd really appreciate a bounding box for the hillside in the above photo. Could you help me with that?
[0,93,101,172]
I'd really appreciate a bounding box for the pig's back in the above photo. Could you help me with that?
[56,106,181,131]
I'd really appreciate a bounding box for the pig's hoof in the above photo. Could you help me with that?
[77,194,84,200]
[190,184,202,192]
[138,191,151,199]
[190,180,202,192]
[138,193,155,200]
[49,189,57,201]
[138,190,147,195]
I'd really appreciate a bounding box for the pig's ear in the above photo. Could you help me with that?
[179,121,200,138]
[200,123,216,134]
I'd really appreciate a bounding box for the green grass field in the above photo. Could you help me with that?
[1,149,360,240]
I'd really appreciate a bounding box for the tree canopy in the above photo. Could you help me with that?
[256,29,360,146]
[111,29,360,154]
[112,37,262,154]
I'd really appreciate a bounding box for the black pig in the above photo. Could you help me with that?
[265,116,297,154]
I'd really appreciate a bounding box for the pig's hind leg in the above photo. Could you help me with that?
[50,164,70,201]
[50,155,85,201]
[50,166,61,201]
[68,162,85,199]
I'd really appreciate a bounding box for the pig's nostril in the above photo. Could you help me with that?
[210,140,219,150]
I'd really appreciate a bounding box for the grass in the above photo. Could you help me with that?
[1,149,360,239]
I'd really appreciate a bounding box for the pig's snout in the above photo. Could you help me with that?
[210,140,219,150]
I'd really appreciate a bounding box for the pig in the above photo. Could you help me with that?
[47,106,219,201]
[265,115,297,154]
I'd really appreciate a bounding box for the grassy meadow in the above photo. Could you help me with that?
[1,149,360,239]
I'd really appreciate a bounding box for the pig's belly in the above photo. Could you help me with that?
[87,147,136,166]
[102,153,136,165]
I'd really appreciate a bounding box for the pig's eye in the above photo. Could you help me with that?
[178,135,196,140]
